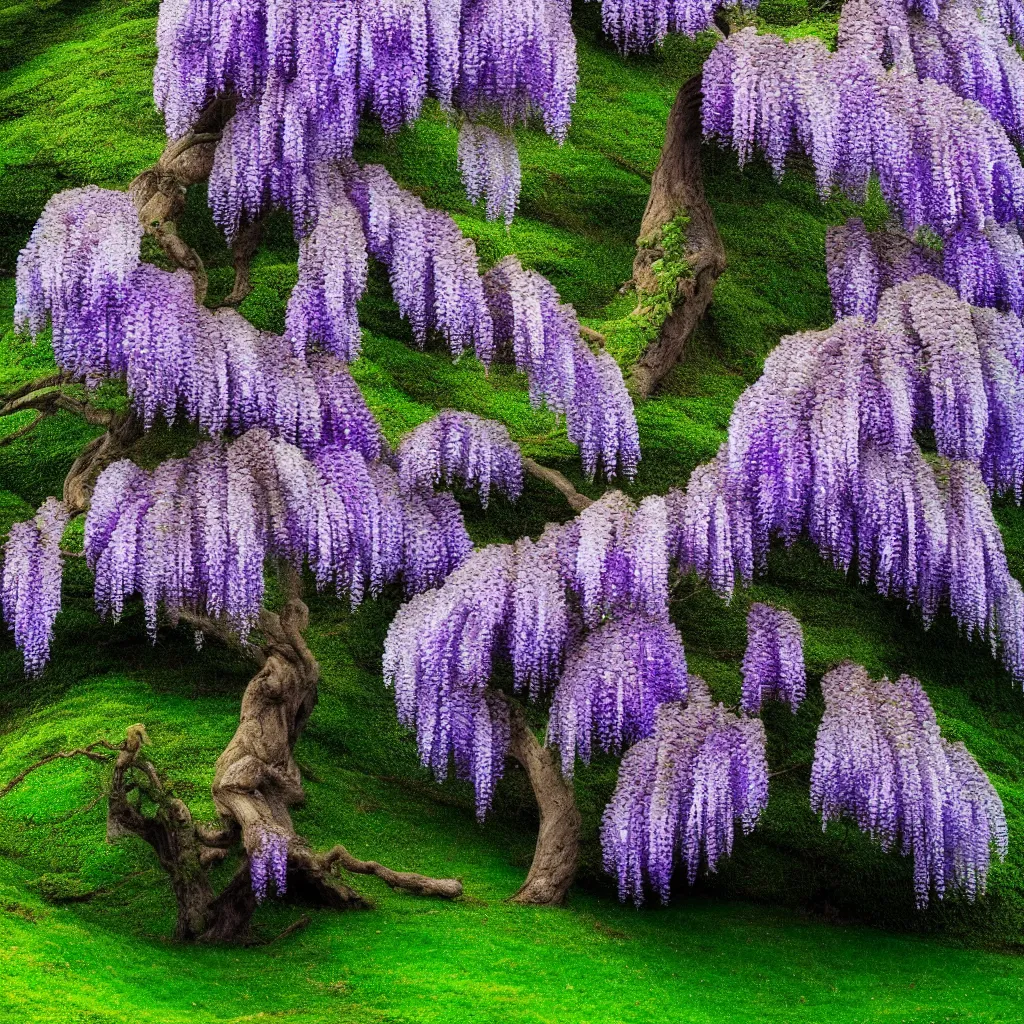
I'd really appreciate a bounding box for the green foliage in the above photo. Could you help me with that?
[4,3,1024,1022]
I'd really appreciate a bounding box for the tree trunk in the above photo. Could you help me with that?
[506,701,581,907]
[97,590,463,943]
[630,74,726,398]
[63,412,143,514]
[129,97,235,303]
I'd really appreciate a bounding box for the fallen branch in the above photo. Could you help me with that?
[323,844,463,899]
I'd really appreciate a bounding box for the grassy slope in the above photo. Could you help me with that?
[2,2,1024,1022]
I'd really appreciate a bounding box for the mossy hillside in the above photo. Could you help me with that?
[2,3,1024,1021]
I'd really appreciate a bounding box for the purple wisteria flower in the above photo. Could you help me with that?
[546,613,688,776]
[665,293,1024,681]
[250,829,289,903]
[811,663,1007,906]
[601,680,768,903]
[741,603,806,714]
[82,429,469,644]
[1,498,70,676]
[458,122,522,225]
[397,410,523,507]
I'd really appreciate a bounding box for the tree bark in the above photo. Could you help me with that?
[505,701,581,907]
[63,411,143,514]
[94,589,463,943]
[630,74,726,398]
[129,97,235,303]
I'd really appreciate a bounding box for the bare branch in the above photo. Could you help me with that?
[579,324,606,348]
[0,411,43,446]
[0,740,122,799]
[0,373,68,405]
[522,457,594,511]
[323,844,463,899]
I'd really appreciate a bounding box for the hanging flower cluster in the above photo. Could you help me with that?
[546,613,689,776]
[597,0,759,53]
[350,163,496,361]
[80,429,469,646]
[1,498,69,677]
[811,663,1007,905]
[456,0,577,141]
[703,29,1024,236]
[159,0,575,232]
[458,121,522,225]
[485,256,641,479]
[383,490,676,813]
[601,679,769,903]
[902,0,1024,142]
[250,828,289,903]
[666,290,1024,680]
[741,603,806,714]
[397,410,523,507]
[826,218,1024,321]
[14,186,143,379]
[285,169,368,361]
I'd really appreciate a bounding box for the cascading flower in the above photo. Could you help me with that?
[458,121,522,225]
[82,429,467,643]
[546,613,688,775]
[250,828,289,903]
[396,409,523,507]
[601,678,769,903]
[1,498,70,676]
[811,663,1007,906]
[741,603,806,713]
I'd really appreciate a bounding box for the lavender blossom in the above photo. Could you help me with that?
[458,122,522,225]
[1,499,70,676]
[250,829,289,902]
[601,685,768,903]
[397,410,523,507]
[741,603,806,714]
[811,664,1007,906]
[547,614,688,776]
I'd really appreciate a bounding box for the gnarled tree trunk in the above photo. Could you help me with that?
[631,73,727,398]
[100,591,463,944]
[506,701,581,907]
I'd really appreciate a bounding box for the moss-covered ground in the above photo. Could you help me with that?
[2,2,1024,1021]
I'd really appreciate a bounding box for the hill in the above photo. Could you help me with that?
[2,2,1024,1022]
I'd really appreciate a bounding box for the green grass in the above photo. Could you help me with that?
[3,3,1024,1022]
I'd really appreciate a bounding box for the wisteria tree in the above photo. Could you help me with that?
[0,0,1017,942]
[0,0,649,942]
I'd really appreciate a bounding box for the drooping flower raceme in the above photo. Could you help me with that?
[82,429,468,643]
[484,255,642,480]
[383,544,516,816]
[14,186,142,379]
[811,663,1007,905]
[397,410,523,507]
[458,121,522,225]
[703,29,1024,236]
[556,490,671,623]
[601,680,769,903]
[349,164,495,364]
[250,828,289,903]
[666,292,1024,681]
[741,602,806,713]
[546,613,688,775]
[1,498,70,676]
